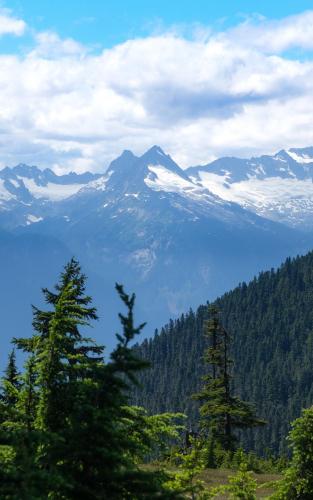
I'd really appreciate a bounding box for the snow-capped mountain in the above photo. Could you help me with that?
[1,145,313,353]
[0,164,100,228]
[60,145,253,225]
[187,147,313,229]
[3,145,313,231]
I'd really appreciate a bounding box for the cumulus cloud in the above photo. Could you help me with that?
[0,9,26,36]
[225,10,313,53]
[1,11,313,171]
[31,31,87,58]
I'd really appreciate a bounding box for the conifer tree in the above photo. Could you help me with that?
[0,352,46,499]
[17,355,38,432]
[1,259,181,499]
[12,259,101,492]
[273,406,313,499]
[193,306,265,453]
[1,349,21,408]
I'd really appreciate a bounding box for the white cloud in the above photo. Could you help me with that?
[31,31,87,58]
[1,12,313,171]
[225,10,313,53]
[0,9,26,36]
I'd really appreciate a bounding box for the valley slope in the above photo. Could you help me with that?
[132,251,313,455]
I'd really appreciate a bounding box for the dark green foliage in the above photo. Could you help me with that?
[1,349,20,407]
[0,259,182,499]
[132,251,313,455]
[165,437,207,498]
[272,406,313,499]
[193,306,264,452]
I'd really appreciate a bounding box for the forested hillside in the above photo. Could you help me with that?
[2,258,309,498]
[133,251,313,456]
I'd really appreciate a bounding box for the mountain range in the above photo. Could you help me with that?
[187,147,313,230]
[1,145,313,357]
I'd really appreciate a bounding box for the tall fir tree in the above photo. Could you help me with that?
[0,259,181,499]
[193,305,265,453]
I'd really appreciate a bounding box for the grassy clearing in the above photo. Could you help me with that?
[143,464,282,498]
[198,468,281,498]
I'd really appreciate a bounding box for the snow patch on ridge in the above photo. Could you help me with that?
[0,180,15,201]
[198,173,313,205]
[9,179,20,188]
[144,165,224,209]
[21,178,85,201]
[82,171,113,192]
[287,150,313,164]
[125,193,140,198]
[197,171,313,227]
[26,214,43,225]
[145,165,193,193]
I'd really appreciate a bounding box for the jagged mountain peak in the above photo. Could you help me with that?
[0,163,99,185]
[143,145,167,158]
[142,145,176,164]
[5,144,313,231]
[107,145,176,171]
[106,149,138,175]
[102,146,191,195]
[11,163,41,177]
[187,146,313,178]
[0,163,101,229]
[140,145,191,182]
[120,149,137,160]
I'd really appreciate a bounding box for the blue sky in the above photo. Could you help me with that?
[0,1,313,172]
[4,0,313,48]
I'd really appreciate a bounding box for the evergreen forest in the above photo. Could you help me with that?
[133,251,313,456]
[2,256,313,498]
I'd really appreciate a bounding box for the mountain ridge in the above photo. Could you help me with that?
[1,144,313,353]
[2,144,313,230]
